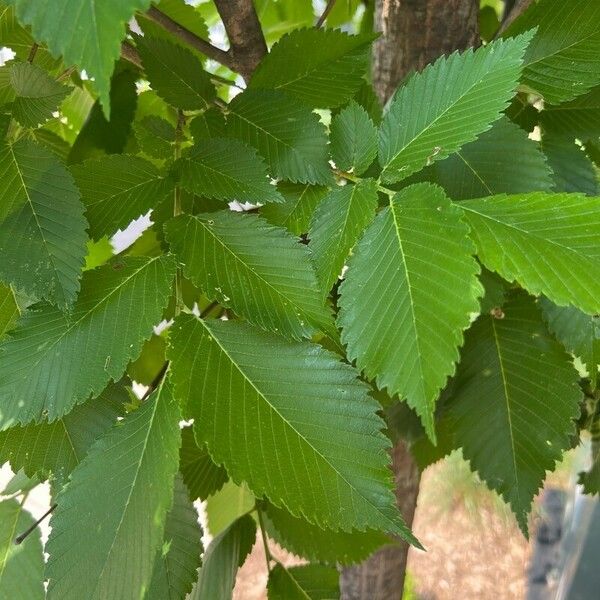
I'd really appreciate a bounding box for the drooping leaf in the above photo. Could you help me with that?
[308,179,378,295]
[0,381,126,485]
[165,211,334,340]
[70,154,174,239]
[189,515,256,600]
[0,255,176,428]
[261,182,328,235]
[225,89,332,184]
[0,500,44,600]
[338,183,482,441]
[172,138,283,204]
[458,192,600,315]
[6,0,152,116]
[267,564,340,600]
[540,297,600,388]
[330,100,378,175]
[249,28,375,108]
[540,86,600,140]
[180,426,228,501]
[9,61,69,127]
[504,0,600,104]
[45,380,181,600]
[136,35,215,110]
[0,139,88,308]
[0,283,19,339]
[378,34,531,183]
[169,316,415,541]
[205,481,255,537]
[146,475,202,600]
[439,292,581,531]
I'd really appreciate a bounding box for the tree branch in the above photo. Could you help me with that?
[121,41,142,69]
[498,0,534,34]
[316,0,337,28]
[213,0,267,81]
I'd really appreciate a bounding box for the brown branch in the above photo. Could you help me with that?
[213,0,267,81]
[498,0,534,35]
[316,0,337,28]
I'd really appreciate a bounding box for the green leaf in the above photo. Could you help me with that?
[0,255,175,428]
[579,437,600,495]
[190,515,256,600]
[0,283,19,339]
[165,211,333,340]
[504,0,600,104]
[308,179,378,294]
[458,192,600,315]
[173,138,283,204]
[45,379,182,600]
[540,86,600,140]
[267,564,340,600]
[0,381,126,485]
[6,0,152,117]
[540,297,600,388]
[249,28,375,108]
[261,182,328,235]
[180,426,228,501]
[146,475,202,600]
[127,334,167,386]
[440,292,581,531]
[134,115,176,160]
[0,468,39,496]
[264,503,391,566]
[9,61,69,127]
[225,89,332,184]
[419,116,553,199]
[169,316,415,541]
[0,500,44,600]
[330,100,377,175]
[0,139,88,308]
[205,481,254,537]
[190,108,226,141]
[338,183,482,441]
[70,154,174,239]
[378,34,531,183]
[136,35,215,110]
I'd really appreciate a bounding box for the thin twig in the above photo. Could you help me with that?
[256,508,273,573]
[316,0,337,28]
[200,301,219,319]
[27,43,39,63]
[56,66,76,82]
[15,504,57,545]
[140,362,170,403]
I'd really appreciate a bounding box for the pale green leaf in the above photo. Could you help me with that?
[308,179,378,294]
[338,183,482,441]
[0,255,175,428]
[330,100,377,175]
[267,564,340,600]
[169,316,415,541]
[0,500,44,600]
[70,154,174,239]
[225,89,332,184]
[165,211,334,340]
[6,0,153,116]
[205,481,254,537]
[459,192,600,315]
[249,28,375,108]
[0,468,39,496]
[0,283,19,339]
[173,138,284,204]
[378,34,531,183]
[0,139,88,308]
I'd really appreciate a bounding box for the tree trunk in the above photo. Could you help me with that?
[340,2,480,599]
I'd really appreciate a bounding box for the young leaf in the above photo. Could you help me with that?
[0,139,88,309]
[267,564,340,600]
[9,61,70,127]
[308,179,378,295]
[458,192,600,315]
[6,0,153,116]
[146,475,202,600]
[0,381,126,485]
[189,515,256,600]
[225,89,332,184]
[441,292,581,531]
[45,380,182,600]
[205,481,254,537]
[136,35,215,110]
[338,183,482,441]
[169,316,415,541]
[378,33,531,183]
[504,0,600,104]
[330,100,378,175]
[172,138,284,204]
[249,28,375,108]
[70,154,174,239]
[0,255,176,428]
[165,211,334,340]
[0,500,44,600]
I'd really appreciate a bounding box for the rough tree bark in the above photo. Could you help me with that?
[340,2,480,599]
